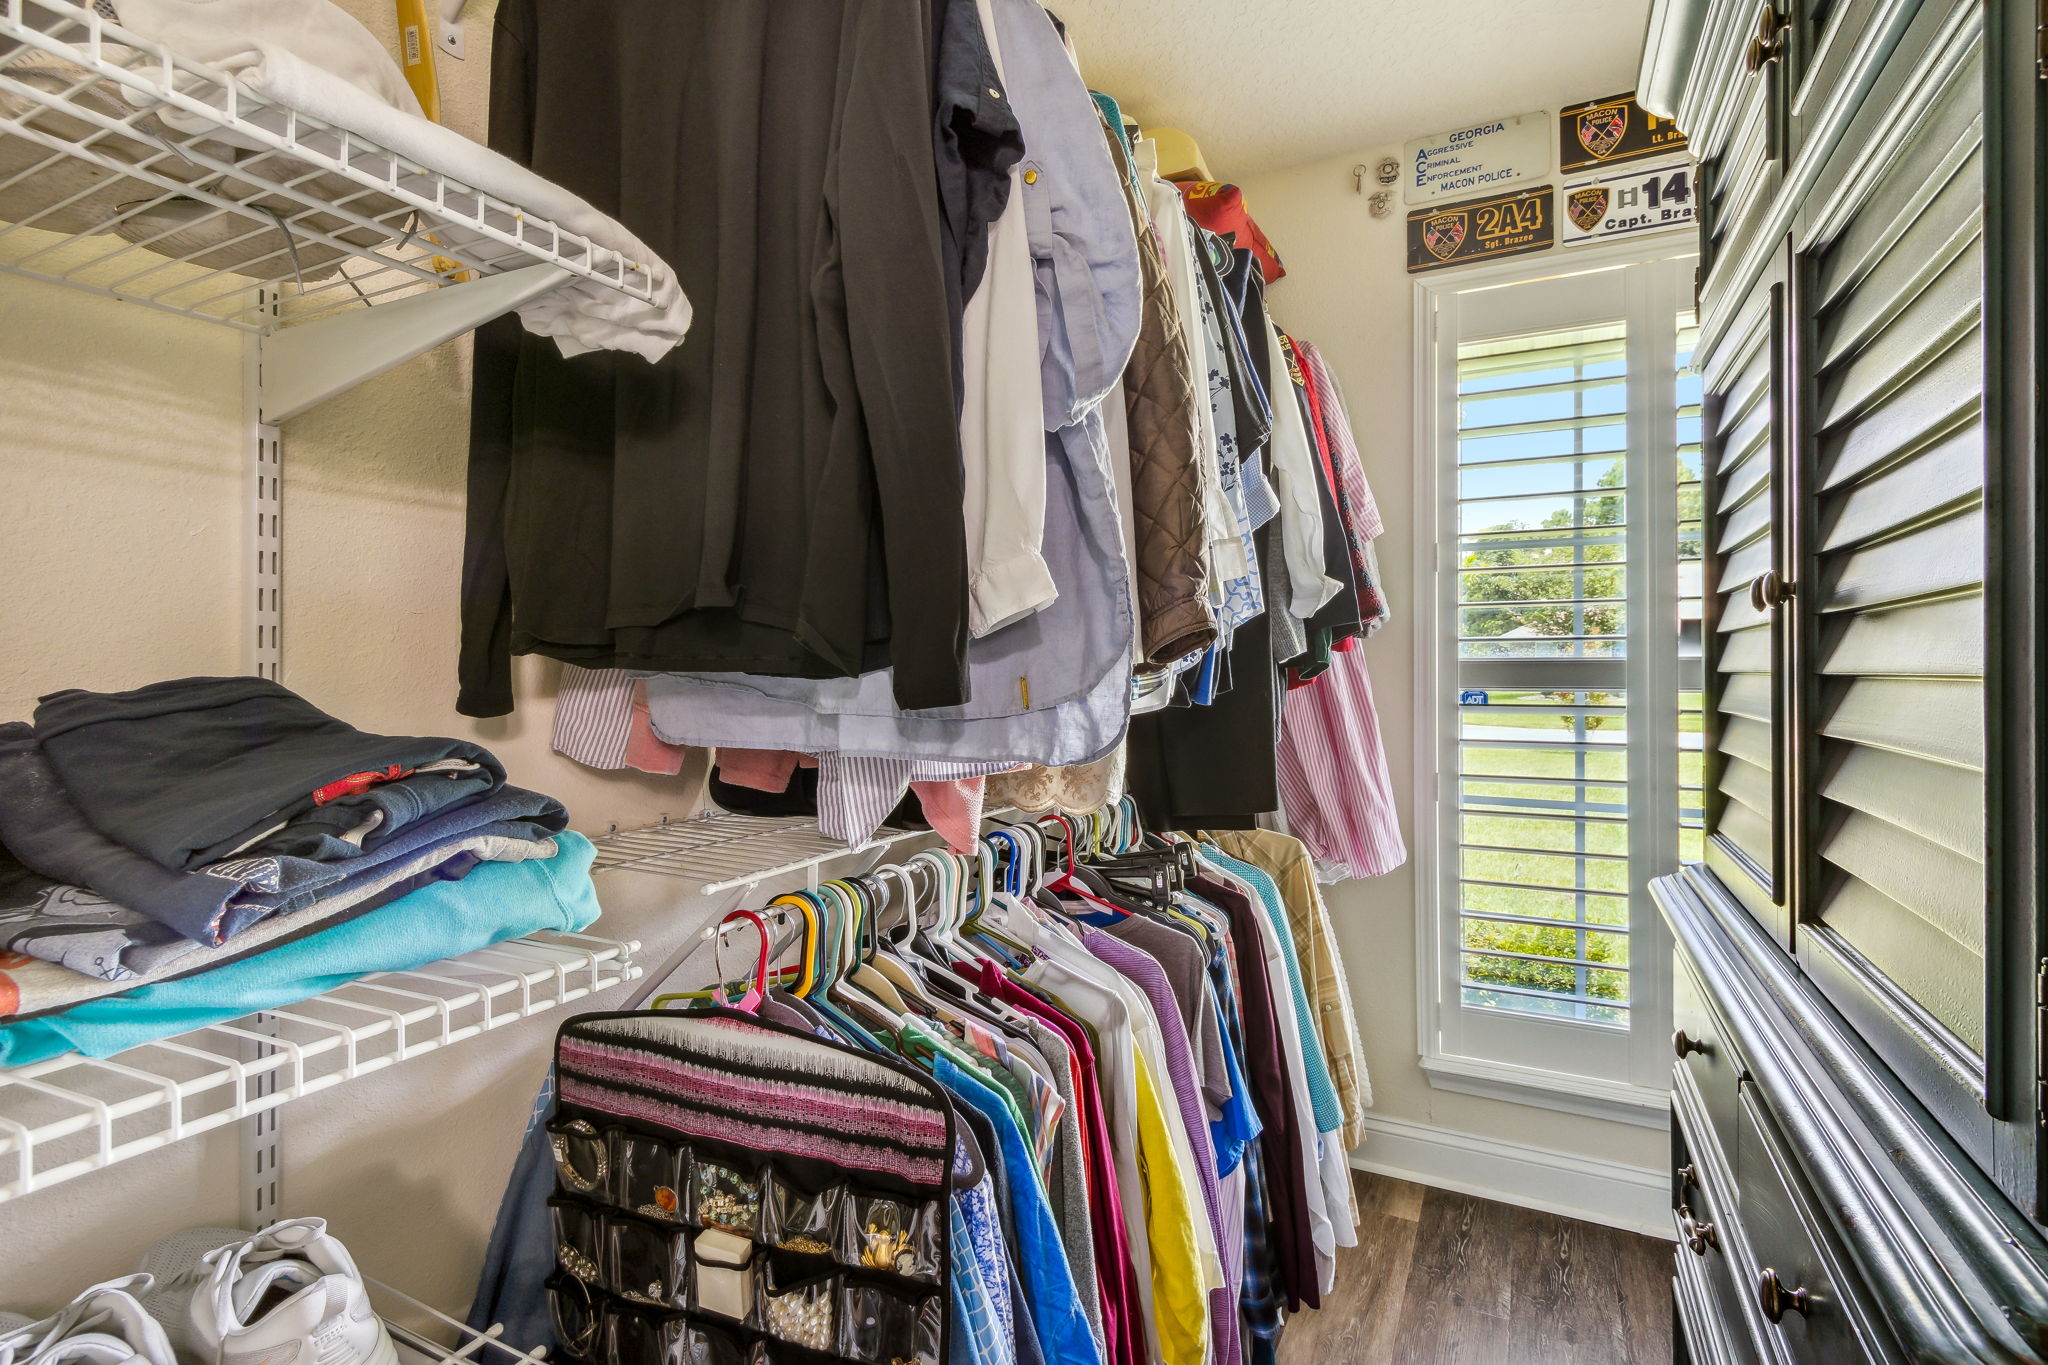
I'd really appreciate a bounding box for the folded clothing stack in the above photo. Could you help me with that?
[0,676,597,1061]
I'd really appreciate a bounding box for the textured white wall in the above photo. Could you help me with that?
[0,0,714,1319]
[1236,146,1666,1173]
[1052,0,1650,175]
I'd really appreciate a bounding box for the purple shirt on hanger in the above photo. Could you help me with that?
[1084,931,1243,1365]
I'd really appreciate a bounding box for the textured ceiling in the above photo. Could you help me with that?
[1054,0,1653,178]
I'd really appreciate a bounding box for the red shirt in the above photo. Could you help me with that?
[1178,182,1286,283]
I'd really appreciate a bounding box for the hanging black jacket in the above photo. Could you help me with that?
[461,0,975,716]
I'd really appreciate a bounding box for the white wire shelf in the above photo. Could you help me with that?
[370,1276,551,1365]
[0,929,640,1206]
[591,812,935,898]
[0,0,656,334]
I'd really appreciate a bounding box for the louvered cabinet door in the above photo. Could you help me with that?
[1692,0,1784,291]
[1794,26,1987,1102]
[1697,262,1789,946]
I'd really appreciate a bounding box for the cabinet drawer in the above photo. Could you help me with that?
[1675,1236,1762,1365]
[1735,1090,1865,1365]
[1673,1125,1758,1363]
[1674,948,1749,1164]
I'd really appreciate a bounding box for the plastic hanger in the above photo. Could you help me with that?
[652,908,768,1013]
[836,878,912,1015]
[1036,812,1125,915]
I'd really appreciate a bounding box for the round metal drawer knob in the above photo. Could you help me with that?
[1679,1204,1718,1256]
[1758,1268,1813,1323]
[1674,1029,1712,1060]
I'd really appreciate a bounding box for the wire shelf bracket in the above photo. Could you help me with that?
[371,1275,548,1365]
[254,261,569,423]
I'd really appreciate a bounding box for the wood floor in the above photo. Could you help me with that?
[1278,1172,1673,1364]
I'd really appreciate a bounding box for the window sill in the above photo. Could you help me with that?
[1421,1053,1671,1129]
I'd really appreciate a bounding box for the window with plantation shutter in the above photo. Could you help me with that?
[1452,322,1633,1027]
[1418,249,1698,1107]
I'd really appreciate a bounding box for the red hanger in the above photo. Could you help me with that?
[1036,812,1125,915]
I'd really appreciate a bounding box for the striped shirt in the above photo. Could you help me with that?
[1275,642,1408,881]
[550,665,634,770]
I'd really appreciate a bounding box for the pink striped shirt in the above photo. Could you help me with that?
[1274,341,1406,879]
[1276,643,1407,879]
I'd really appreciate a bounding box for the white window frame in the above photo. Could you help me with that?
[1411,239,1699,1127]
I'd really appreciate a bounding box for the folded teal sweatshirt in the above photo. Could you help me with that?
[0,832,601,1067]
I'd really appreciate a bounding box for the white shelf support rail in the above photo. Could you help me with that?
[237,1014,281,1229]
[245,284,282,679]
[0,930,641,1207]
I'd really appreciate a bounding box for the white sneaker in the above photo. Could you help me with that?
[0,1276,178,1365]
[135,1221,395,1365]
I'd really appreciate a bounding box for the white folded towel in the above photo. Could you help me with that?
[107,0,690,360]
[109,0,422,119]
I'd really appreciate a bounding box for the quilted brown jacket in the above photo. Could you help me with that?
[1102,119,1216,667]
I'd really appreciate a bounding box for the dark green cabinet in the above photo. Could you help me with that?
[1643,0,2048,1359]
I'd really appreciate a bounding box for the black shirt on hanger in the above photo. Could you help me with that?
[461,0,979,717]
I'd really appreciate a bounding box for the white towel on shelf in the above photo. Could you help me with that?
[106,1,690,360]
[109,0,422,121]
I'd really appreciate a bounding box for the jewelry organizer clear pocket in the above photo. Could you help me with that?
[604,1213,691,1310]
[550,1118,611,1200]
[689,1227,758,1326]
[614,1130,690,1223]
[548,1273,601,1363]
[762,1171,843,1259]
[552,1197,604,1287]
[692,1159,762,1237]
[836,1194,942,1284]
[834,1281,942,1365]
[599,1304,689,1365]
[758,1266,839,1355]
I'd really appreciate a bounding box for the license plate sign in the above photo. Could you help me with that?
[1406,186,1554,273]
[1561,161,1695,244]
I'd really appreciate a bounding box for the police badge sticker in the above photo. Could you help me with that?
[1559,92,1688,172]
[1407,187,1553,272]
[1578,104,1627,161]
[1422,211,1467,261]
